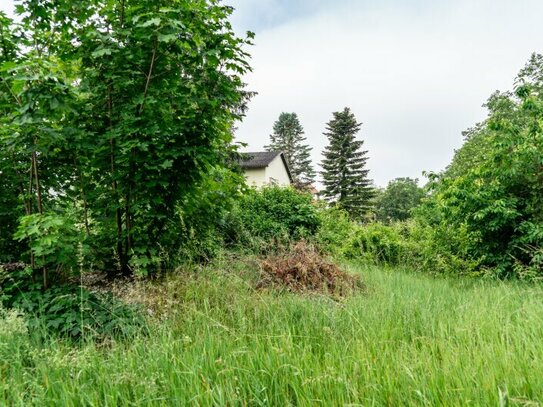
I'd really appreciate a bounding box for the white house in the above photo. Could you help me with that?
[239,151,293,188]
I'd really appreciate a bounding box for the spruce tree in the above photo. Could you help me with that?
[265,112,316,187]
[321,108,374,219]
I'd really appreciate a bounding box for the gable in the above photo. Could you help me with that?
[240,152,292,188]
[264,154,292,186]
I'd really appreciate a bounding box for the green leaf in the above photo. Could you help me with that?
[161,160,173,169]
[140,18,161,28]
[91,47,114,58]
[0,61,17,72]
[158,33,177,43]
[11,80,24,95]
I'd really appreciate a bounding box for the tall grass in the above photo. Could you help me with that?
[2,259,543,405]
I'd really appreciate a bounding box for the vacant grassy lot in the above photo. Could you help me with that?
[2,258,543,406]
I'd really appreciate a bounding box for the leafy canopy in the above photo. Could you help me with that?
[422,53,543,278]
[0,0,253,279]
[375,177,425,223]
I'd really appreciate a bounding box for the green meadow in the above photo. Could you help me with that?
[2,259,542,406]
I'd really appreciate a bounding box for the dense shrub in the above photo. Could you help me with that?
[342,223,406,265]
[315,205,478,275]
[0,264,146,340]
[223,186,321,250]
[319,54,542,280]
[20,287,146,340]
[171,167,245,266]
[418,55,543,279]
[314,206,357,256]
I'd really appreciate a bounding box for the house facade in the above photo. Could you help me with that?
[239,151,293,188]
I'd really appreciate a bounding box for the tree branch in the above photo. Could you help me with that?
[138,38,158,116]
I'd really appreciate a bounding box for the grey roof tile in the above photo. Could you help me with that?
[238,151,282,168]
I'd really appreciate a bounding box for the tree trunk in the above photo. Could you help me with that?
[31,146,47,288]
[107,84,130,277]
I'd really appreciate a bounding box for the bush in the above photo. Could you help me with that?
[170,166,245,266]
[315,206,479,275]
[14,212,88,274]
[314,206,357,256]
[416,55,543,279]
[223,186,321,250]
[0,264,146,340]
[513,245,543,281]
[315,205,409,266]
[22,287,146,340]
[342,222,406,265]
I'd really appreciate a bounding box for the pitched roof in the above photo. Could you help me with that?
[238,151,293,182]
[238,151,281,168]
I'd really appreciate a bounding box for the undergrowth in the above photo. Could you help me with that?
[2,257,543,405]
[0,264,146,341]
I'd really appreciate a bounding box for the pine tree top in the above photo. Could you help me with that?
[320,107,375,219]
[265,112,316,186]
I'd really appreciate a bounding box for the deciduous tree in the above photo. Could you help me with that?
[375,178,424,222]
[424,53,543,277]
[1,0,253,280]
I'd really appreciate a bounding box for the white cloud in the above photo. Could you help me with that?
[231,0,543,186]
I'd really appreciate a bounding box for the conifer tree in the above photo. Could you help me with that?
[321,108,374,219]
[265,112,316,186]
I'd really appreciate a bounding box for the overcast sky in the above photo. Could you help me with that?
[2,0,543,186]
[229,0,543,186]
